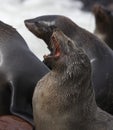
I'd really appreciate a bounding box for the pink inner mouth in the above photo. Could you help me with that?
[43,34,61,59]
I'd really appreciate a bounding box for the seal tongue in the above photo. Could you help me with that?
[44,33,60,59]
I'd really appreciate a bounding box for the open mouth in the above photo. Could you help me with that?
[43,33,61,60]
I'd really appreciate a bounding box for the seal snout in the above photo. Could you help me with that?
[24,20,35,31]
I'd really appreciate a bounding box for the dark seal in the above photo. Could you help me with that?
[0,21,49,125]
[93,4,113,49]
[33,29,113,130]
[24,15,113,115]
[73,0,113,11]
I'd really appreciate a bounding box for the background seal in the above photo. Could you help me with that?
[93,4,113,50]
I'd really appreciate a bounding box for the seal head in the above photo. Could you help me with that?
[93,4,113,49]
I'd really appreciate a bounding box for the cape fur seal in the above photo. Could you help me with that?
[25,15,113,115]
[93,4,113,49]
[33,29,113,130]
[0,21,49,125]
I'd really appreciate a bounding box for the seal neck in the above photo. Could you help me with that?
[52,52,97,122]
[51,69,97,122]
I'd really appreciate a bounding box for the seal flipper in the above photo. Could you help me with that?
[9,81,34,125]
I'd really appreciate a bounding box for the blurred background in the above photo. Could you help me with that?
[0,0,102,60]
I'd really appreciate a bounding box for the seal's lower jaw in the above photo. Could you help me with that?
[43,33,61,61]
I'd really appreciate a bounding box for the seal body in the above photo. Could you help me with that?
[25,15,113,115]
[33,29,113,130]
[93,4,113,49]
[0,21,49,125]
